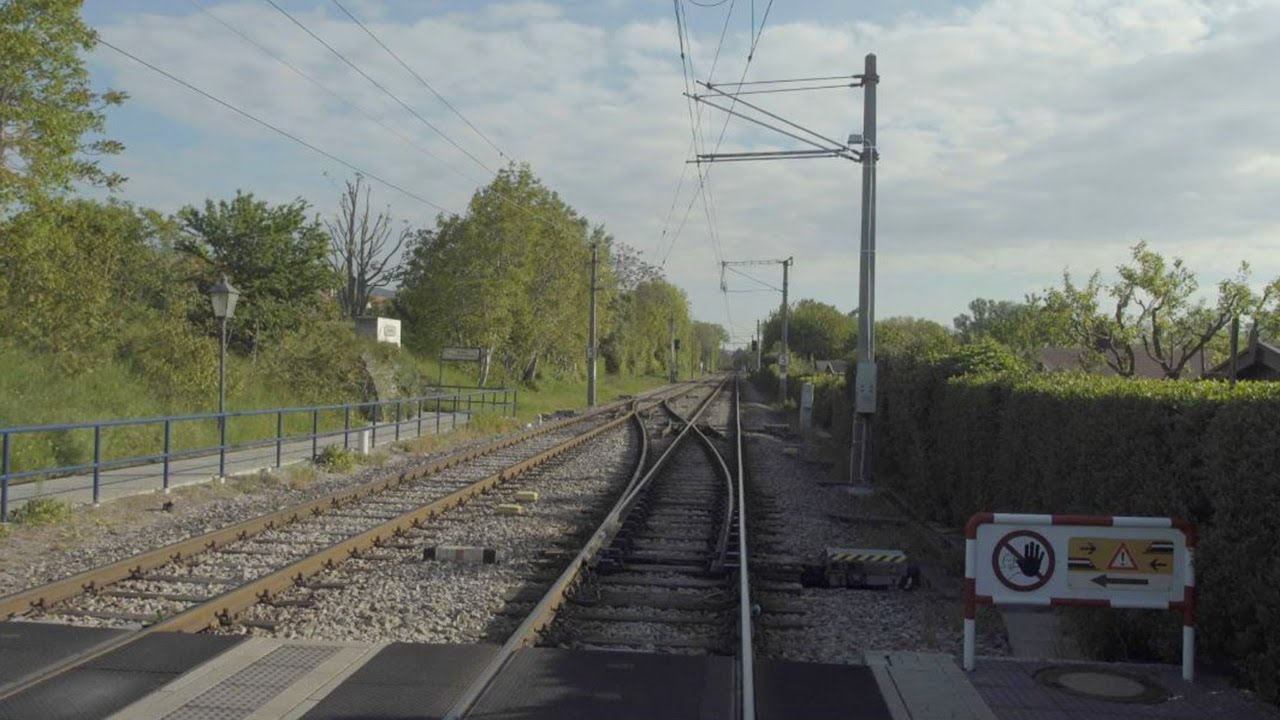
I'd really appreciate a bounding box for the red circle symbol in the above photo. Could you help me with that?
[992,529,1055,592]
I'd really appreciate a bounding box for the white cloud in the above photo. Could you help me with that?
[88,0,1280,338]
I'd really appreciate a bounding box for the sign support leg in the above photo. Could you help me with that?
[1182,626,1194,682]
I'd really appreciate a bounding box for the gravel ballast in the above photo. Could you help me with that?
[216,423,640,644]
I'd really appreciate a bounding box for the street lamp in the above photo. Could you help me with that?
[209,277,239,479]
[209,277,239,416]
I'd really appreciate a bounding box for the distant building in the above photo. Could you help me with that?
[1206,340,1280,381]
[355,317,402,347]
[367,287,396,311]
[815,359,849,376]
[1037,347,1210,380]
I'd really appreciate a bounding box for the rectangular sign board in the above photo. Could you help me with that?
[973,522,1187,604]
[964,513,1195,680]
[440,347,483,362]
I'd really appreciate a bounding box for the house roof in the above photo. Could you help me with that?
[815,359,849,374]
[1207,340,1280,378]
[1038,347,1209,379]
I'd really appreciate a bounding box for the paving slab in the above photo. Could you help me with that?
[970,657,1280,720]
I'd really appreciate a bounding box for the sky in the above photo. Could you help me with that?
[81,0,1280,348]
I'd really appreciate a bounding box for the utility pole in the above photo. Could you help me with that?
[687,55,879,478]
[851,53,879,485]
[587,243,598,406]
[669,314,677,383]
[779,257,792,401]
[721,257,793,399]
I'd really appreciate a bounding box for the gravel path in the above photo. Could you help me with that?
[215,423,640,644]
[741,381,1011,664]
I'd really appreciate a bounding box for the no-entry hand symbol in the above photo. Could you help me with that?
[992,530,1055,592]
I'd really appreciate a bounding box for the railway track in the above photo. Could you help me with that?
[0,381,704,699]
[443,374,756,719]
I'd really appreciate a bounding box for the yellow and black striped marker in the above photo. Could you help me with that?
[826,548,907,564]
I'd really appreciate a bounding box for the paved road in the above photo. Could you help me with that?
[3,412,469,512]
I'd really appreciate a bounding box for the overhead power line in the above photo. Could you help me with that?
[330,0,509,163]
[263,0,494,175]
[187,0,480,188]
[98,39,452,213]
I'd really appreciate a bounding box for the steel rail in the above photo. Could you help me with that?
[0,392,643,621]
[0,383,695,701]
[442,377,729,719]
[657,400,735,572]
[733,375,756,720]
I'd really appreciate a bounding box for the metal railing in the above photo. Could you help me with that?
[0,387,517,519]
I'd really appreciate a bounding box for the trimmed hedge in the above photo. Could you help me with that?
[873,358,1280,702]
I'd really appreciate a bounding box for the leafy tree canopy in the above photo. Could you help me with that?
[177,191,334,352]
[0,0,126,211]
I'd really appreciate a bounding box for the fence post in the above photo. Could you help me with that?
[93,425,102,505]
[417,398,423,438]
[1,432,9,522]
[453,395,460,430]
[163,420,172,493]
[344,406,351,450]
[372,404,378,448]
[311,410,319,459]
[395,402,402,443]
[436,398,442,435]
[276,412,284,468]
[218,412,227,480]
[514,389,519,417]
[467,393,473,418]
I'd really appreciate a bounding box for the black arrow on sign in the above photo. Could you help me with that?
[1149,559,1168,572]
[1091,575,1150,588]
[1080,542,1097,555]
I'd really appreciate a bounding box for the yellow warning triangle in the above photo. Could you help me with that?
[1108,542,1138,571]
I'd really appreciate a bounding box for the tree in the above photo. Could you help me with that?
[954,297,1070,355]
[762,299,857,360]
[876,316,957,358]
[1042,242,1257,378]
[325,174,408,320]
[177,192,333,352]
[691,321,729,372]
[396,165,610,385]
[0,0,126,211]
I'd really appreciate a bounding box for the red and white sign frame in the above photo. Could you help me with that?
[963,513,1196,681]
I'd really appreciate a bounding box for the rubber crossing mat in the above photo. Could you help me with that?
[756,659,892,720]
[0,630,242,720]
[468,647,737,719]
[0,621,126,689]
[302,642,499,720]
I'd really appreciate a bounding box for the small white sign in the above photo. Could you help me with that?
[441,347,483,362]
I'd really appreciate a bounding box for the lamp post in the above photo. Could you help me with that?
[209,277,240,478]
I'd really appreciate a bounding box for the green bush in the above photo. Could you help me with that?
[9,497,74,526]
[315,445,357,473]
[872,358,1280,703]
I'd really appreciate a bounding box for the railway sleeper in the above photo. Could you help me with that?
[99,589,210,603]
[561,608,724,625]
[573,589,733,611]
[562,633,728,653]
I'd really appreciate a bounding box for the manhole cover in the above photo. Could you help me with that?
[1034,666,1166,704]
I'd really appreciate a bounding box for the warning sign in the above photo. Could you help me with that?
[992,530,1055,592]
[1067,537,1173,591]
